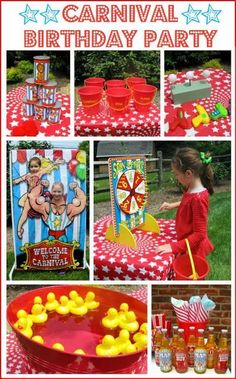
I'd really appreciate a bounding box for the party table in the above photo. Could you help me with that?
[75,100,160,136]
[164,69,231,137]
[7,287,147,374]
[7,86,71,137]
[94,215,176,281]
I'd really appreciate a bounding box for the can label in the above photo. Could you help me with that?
[23,102,34,117]
[159,349,172,372]
[48,107,61,124]
[42,87,56,105]
[194,349,207,373]
[35,105,48,121]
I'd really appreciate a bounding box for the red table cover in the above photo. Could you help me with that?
[94,215,175,281]
[7,287,147,374]
[164,69,231,137]
[75,100,160,136]
[7,86,71,137]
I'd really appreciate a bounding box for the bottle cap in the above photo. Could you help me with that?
[173,325,178,330]
[161,328,167,333]
[189,326,195,330]
[178,328,184,332]
[208,326,214,331]
[221,329,228,333]
[198,329,204,333]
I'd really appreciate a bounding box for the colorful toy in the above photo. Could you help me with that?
[134,334,147,351]
[119,303,129,322]
[124,343,137,354]
[34,296,43,305]
[210,103,228,120]
[56,296,70,315]
[119,311,139,333]
[133,322,148,342]
[84,291,100,310]
[32,335,44,344]
[115,330,131,354]
[52,343,65,351]
[68,290,79,308]
[17,317,33,338]
[14,310,33,329]
[73,348,86,355]
[102,308,120,329]
[45,292,59,312]
[192,105,210,128]
[70,296,88,316]
[30,304,48,324]
[169,70,211,105]
[169,107,189,131]
[96,335,119,356]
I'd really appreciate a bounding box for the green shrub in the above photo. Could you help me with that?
[201,59,223,69]
[7,67,23,83]
[165,69,178,75]
[49,72,56,80]
[17,60,33,74]
[213,163,230,184]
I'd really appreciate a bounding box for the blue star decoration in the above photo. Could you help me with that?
[40,4,60,24]
[19,4,39,24]
[182,4,201,25]
[202,4,221,24]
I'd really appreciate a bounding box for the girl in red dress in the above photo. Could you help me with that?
[157,148,214,257]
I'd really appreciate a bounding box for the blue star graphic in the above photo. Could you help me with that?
[19,4,39,24]
[202,4,221,24]
[182,4,201,25]
[40,4,60,24]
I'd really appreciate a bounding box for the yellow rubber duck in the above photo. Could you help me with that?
[134,334,147,351]
[119,311,139,333]
[96,335,119,356]
[84,291,100,310]
[56,296,70,315]
[68,290,79,309]
[70,296,88,316]
[115,329,131,354]
[45,292,59,312]
[124,342,137,354]
[17,317,33,338]
[30,304,48,323]
[73,348,86,355]
[34,296,43,304]
[52,343,64,351]
[133,322,148,342]
[14,309,33,328]
[32,335,44,344]
[102,308,119,329]
[119,303,129,323]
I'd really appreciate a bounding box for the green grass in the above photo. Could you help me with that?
[155,191,231,280]
[7,251,89,281]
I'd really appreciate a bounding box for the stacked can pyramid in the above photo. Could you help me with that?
[22,56,62,124]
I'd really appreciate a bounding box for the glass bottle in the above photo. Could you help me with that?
[154,326,162,366]
[214,329,229,374]
[194,329,207,374]
[187,326,196,367]
[206,326,217,369]
[170,325,178,367]
[159,328,172,373]
[175,328,188,373]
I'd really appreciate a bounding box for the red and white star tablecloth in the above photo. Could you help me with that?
[7,86,71,137]
[164,69,231,137]
[94,215,176,281]
[75,100,160,136]
[7,287,147,374]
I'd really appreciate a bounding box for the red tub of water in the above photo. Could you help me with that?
[132,84,157,112]
[126,77,146,89]
[106,88,131,115]
[177,321,208,343]
[105,79,126,89]
[78,86,103,115]
[173,254,210,280]
[7,285,147,374]
[84,77,105,88]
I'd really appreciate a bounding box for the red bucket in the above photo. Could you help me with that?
[106,88,131,115]
[132,84,157,112]
[177,321,208,343]
[105,79,126,90]
[84,77,105,88]
[7,285,147,374]
[173,254,210,280]
[126,77,146,89]
[78,86,103,115]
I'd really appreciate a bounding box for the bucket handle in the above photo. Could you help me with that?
[185,239,199,280]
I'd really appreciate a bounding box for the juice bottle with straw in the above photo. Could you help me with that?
[175,328,188,373]
[214,329,229,374]
[194,329,207,374]
[170,325,178,367]
[154,326,162,366]
[206,326,217,369]
[187,326,196,367]
[159,328,172,373]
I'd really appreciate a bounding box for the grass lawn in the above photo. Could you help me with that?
[7,251,90,281]
[155,191,231,281]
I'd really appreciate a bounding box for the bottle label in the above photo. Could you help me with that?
[207,347,215,367]
[216,352,229,372]
[194,349,207,373]
[159,349,172,372]
[175,352,187,371]
[155,347,160,366]
[187,345,195,366]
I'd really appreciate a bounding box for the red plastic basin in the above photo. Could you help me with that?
[173,254,210,280]
[105,79,126,89]
[132,84,157,112]
[7,285,147,374]
[84,77,105,88]
[78,86,103,115]
[126,77,146,89]
[106,87,131,115]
